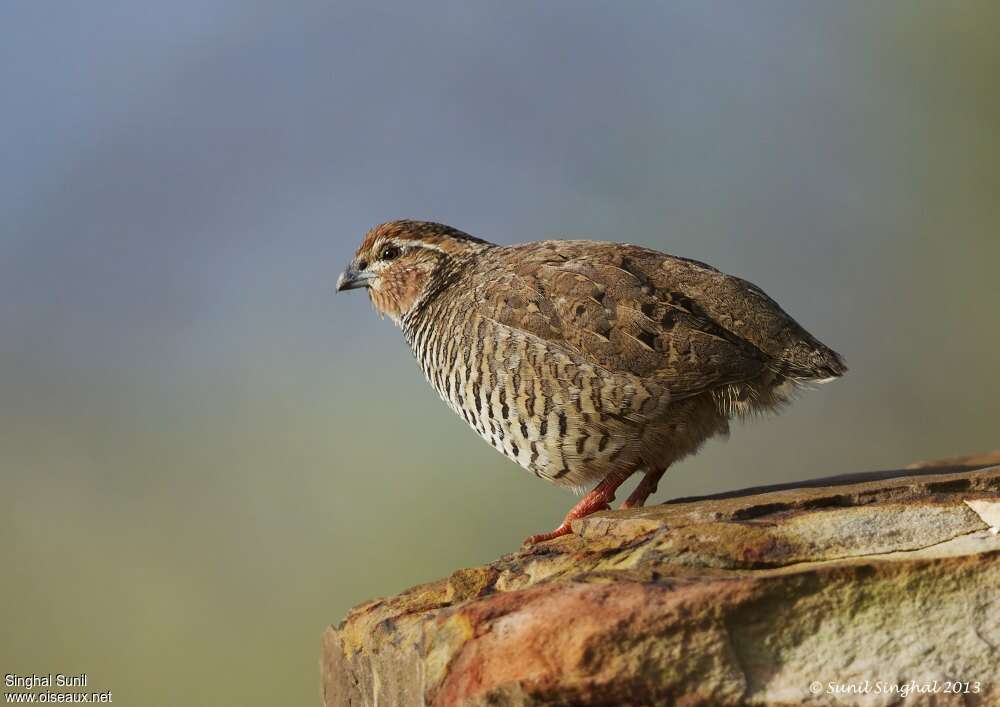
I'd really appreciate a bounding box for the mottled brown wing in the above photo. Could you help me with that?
[470,240,771,399]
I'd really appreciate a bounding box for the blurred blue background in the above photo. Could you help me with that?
[2,2,997,705]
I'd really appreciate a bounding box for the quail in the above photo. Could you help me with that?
[337,221,846,544]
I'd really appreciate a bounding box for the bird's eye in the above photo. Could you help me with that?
[380,246,401,261]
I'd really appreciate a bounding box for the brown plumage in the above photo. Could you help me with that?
[337,220,846,543]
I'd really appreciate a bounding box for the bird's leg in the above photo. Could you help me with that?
[620,466,668,509]
[524,468,635,545]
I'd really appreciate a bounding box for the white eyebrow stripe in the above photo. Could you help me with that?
[383,237,445,254]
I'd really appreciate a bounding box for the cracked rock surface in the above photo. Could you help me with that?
[322,453,1000,706]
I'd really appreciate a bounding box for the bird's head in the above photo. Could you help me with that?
[337,220,492,323]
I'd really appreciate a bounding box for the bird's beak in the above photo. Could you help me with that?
[336,266,375,292]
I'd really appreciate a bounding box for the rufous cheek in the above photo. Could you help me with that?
[393,268,429,314]
[368,266,430,321]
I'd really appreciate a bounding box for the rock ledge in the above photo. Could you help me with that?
[322,453,1000,706]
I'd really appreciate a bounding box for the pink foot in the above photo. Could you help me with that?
[523,470,632,545]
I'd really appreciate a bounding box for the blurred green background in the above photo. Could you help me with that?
[2,2,998,705]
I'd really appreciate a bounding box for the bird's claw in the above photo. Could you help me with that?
[523,522,574,546]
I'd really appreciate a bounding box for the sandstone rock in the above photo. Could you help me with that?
[322,453,1000,706]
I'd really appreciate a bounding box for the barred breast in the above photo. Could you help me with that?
[403,296,664,488]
